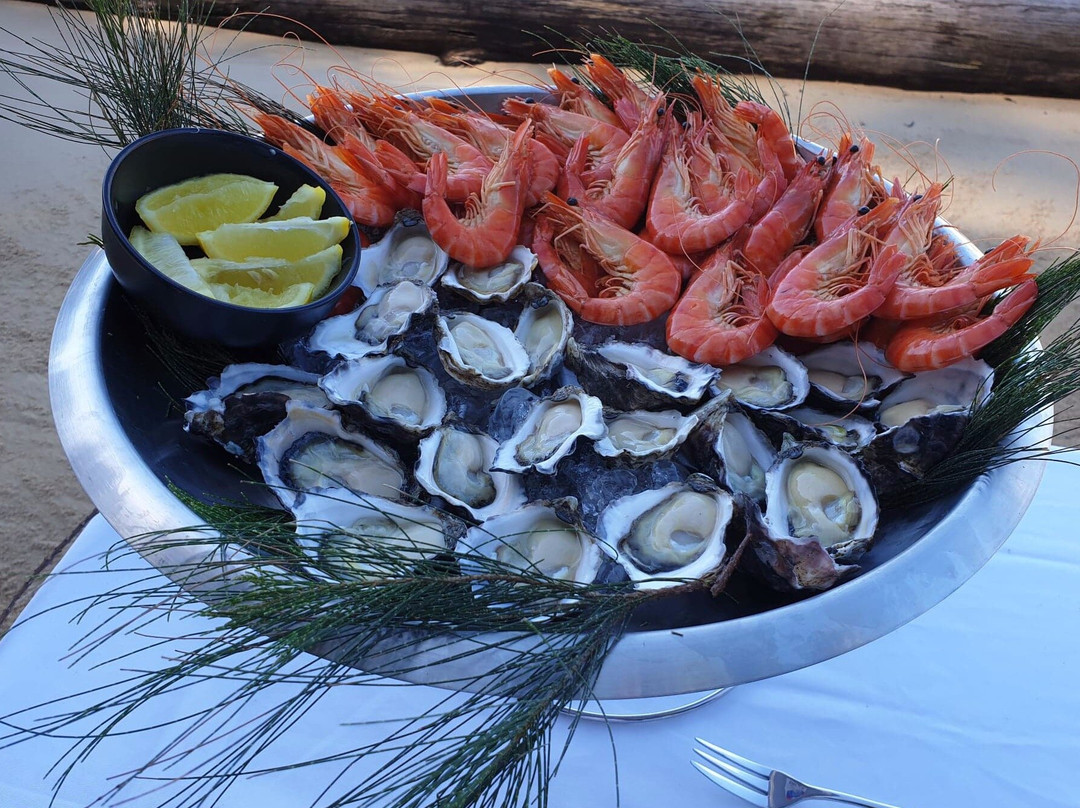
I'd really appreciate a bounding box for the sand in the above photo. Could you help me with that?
[1,0,1079,621]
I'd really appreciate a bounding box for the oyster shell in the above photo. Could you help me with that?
[492,386,606,475]
[593,407,699,464]
[460,500,604,584]
[713,346,810,410]
[307,280,436,361]
[597,474,734,589]
[800,342,906,411]
[763,440,879,564]
[415,424,526,521]
[435,311,531,390]
[441,245,537,303]
[876,357,992,428]
[293,489,457,578]
[256,404,409,509]
[566,338,719,411]
[354,210,449,295]
[319,354,446,438]
[515,283,573,387]
[687,397,776,502]
[185,363,329,461]
[751,405,877,452]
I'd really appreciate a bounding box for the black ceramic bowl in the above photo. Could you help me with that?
[102,128,360,348]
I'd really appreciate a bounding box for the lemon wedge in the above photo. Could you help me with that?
[262,184,326,222]
[207,282,317,309]
[191,245,342,299]
[197,216,351,262]
[128,225,217,298]
[136,174,278,245]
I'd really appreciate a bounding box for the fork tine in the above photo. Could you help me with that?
[691,760,770,807]
[695,737,773,777]
[694,748,769,793]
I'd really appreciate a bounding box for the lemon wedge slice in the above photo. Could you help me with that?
[207,282,317,309]
[262,184,327,222]
[191,245,342,299]
[128,225,217,298]
[197,216,351,262]
[136,174,278,245]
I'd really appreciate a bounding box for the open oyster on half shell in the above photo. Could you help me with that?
[492,386,605,475]
[713,345,810,410]
[353,209,448,295]
[441,245,537,303]
[435,311,531,390]
[307,280,436,361]
[320,354,446,439]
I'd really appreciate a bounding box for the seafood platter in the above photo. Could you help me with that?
[51,64,1050,698]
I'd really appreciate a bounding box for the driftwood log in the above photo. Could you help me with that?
[142,0,1080,99]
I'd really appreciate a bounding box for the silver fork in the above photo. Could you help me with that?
[692,738,900,808]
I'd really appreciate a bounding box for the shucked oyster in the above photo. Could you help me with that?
[441,245,537,303]
[800,341,906,411]
[460,500,604,584]
[185,363,330,461]
[687,397,776,502]
[320,354,446,438]
[515,283,573,386]
[594,407,700,464]
[597,474,734,589]
[492,386,605,475]
[354,210,448,295]
[293,489,456,578]
[307,280,436,361]
[566,338,719,411]
[415,424,526,521]
[713,345,810,410]
[743,440,879,593]
[256,404,408,510]
[435,311,531,390]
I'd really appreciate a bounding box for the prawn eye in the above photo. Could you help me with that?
[657,106,665,116]
[816,155,826,165]
[571,76,581,84]
[567,197,579,206]
[858,205,871,215]
[849,143,860,154]
[525,97,536,104]
[913,193,923,201]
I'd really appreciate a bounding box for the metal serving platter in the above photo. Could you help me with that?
[49,87,1050,700]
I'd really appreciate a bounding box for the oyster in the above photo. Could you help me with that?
[764,440,879,564]
[713,346,810,410]
[320,354,446,438]
[515,283,573,386]
[435,311,531,390]
[566,338,719,411]
[460,500,604,584]
[597,475,734,589]
[800,342,906,411]
[751,405,877,452]
[256,404,409,509]
[415,424,526,521]
[185,363,329,461]
[354,210,448,295]
[687,397,776,502]
[858,357,992,495]
[441,245,537,303]
[594,407,699,464]
[293,489,457,578]
[307,280,436,361]
[492,386,606,475]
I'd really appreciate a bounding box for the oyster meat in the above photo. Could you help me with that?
[593,407,699,464]
[687,397,776,502]
[320,354,446,438]
[415,424,526,521]
[492,386,605,475]
[436,311,531,390]
[597,475,734,589]
[353,210,448,295]
[801,342,906,411]
[713,346,810,410]
[515,283,573,386]
[256,404,409,509]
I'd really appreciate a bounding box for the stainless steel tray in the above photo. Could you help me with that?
[49,87,1050,699]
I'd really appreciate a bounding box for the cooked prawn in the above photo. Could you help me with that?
[815,133,888,240]
[877,230,1036,320]
[547,66,625,130]
[885,279,1038,371]
[583,53,656,130]
[561,93,669,229]
[533,194,682,326]
[734,100,803,181]
[666,238,779,365]
[766,198,905,338]
[254,112,401,227]
[502,97,628,165]
[645,117,755,254]
[422,120,531,268]
[691,72,759,163]
[742,157,832,274]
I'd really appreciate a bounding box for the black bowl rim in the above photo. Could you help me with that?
[101,126,360,314]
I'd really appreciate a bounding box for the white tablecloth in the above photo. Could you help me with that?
[2,454,1079,808]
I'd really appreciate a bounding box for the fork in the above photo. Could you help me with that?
[692,738,900,808]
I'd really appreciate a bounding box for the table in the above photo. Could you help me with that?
[2,453,1078,808]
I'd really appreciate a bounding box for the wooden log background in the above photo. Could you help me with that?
[138,0,1080,99]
